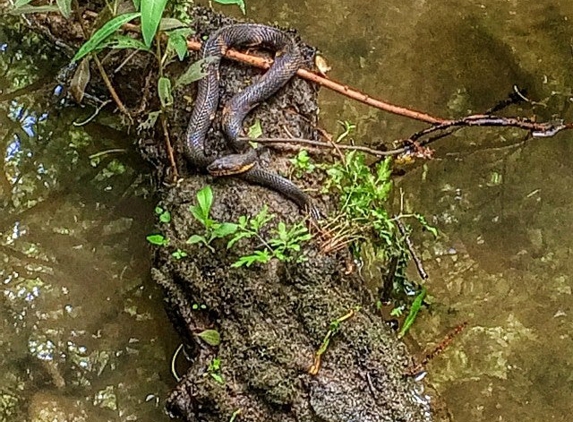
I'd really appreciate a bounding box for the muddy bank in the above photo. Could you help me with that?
[26,6,440,421]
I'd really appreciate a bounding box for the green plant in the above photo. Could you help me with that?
[290,149,315,178]
[155,206,171,223]
[268,222,312,262]
[187,186,238,252]
[213,0,246,14]
[319,125,437,312]
[398,287,426,338]
[227,207,312,267]
[207,357,224,384]
[172,249,187,259]
[147,233,169,246]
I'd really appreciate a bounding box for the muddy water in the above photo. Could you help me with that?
[229,0,573,421]
[2,1,573,421]
[0,26,175,421]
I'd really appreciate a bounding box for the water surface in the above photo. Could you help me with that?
[2,1,573,421]
[235,0,573,421]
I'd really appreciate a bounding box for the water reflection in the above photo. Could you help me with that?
[0,22,174,422]
[3,0,573,420]
[235,0,573,421]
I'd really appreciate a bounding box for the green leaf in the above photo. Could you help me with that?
[73,12,142,62]
[210,372,225,384]
[13,0,33,7]
[9,4,59,14]
[187,234,206,245]
[159,210,171,223]
[231,250,272,267]
[213,222,238,238]
[160,18,188,31]
[147,234,168,246]
[196,186,213,220]
[141,0,169,47]
[172,249,188,259]
[167,29,191,61]
[175,56,217,87]
[132,0,141,10]
[158,76,173,108]
[398,288,426,338]
[247,119,262,139]
[197,329,221,346]
[226,231,251,249]
[414,214,438,238]
[55,0,72,17]
[99,34,150,52]
[189,205,206,225]
[213,0,246,14]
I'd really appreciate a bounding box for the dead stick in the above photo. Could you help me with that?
[396,219,428,281]
[185,40,445,125]
[242,137,408,157]
[75,5,132,120]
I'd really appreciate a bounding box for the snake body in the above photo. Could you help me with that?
[184,24,316,215]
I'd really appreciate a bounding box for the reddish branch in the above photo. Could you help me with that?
[79,10,572,155]
[185,40,445,124]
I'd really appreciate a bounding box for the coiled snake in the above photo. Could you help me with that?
[184,24,317,216]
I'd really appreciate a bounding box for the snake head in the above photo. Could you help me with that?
[206,153,257,176]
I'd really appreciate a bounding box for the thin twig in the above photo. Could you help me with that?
[160,113,179,179]
[242,137,408,157]
[74,3,132,121]
[412,115,568,143]
[396,219,428,281]
[185,39,445,124]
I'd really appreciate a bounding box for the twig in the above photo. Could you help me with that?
[411,115,568,144]
[395,219,428,281]
[405,322,468,377]
[160,113,179,179]
[74,4,132,121]
[242,137,408,157]
[185,39,445,124]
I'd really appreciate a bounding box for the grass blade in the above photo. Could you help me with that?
[141,0,169,47]
[55,0,72,18]
[72,12,141,62]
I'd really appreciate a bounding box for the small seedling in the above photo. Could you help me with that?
[146,234,169,246]
[187,186,238,252]
[290,149,315,177]
[207,357,224,384]
[172,249,187,259]
[155,206,171,223]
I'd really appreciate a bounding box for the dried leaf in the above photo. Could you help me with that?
[69,57,91,103]
[315,55,331,75]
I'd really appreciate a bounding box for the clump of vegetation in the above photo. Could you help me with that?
[147,186,312,267]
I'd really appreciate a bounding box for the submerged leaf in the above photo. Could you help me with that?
[398,287,426,338]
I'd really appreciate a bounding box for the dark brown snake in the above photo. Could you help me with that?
[184,24,317,217]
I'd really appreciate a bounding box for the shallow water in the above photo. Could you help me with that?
[0,24,175,422]
[222,0,573,421]
[2,1,573,421]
